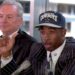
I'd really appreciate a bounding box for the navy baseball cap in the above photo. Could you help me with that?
[35,11,66,29]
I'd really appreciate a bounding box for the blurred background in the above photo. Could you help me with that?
[0,0,75,42]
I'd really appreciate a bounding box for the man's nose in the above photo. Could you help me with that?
[44,34,50,40]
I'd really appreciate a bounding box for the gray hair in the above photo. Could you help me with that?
[1,0,24,17]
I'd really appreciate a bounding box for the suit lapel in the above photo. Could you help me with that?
[55,40,75,75]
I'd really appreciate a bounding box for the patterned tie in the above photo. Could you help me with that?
[47,53,53,75]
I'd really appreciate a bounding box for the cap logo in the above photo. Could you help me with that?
[40,13,58,22]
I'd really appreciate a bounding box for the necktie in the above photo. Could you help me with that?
[47,53,53,75]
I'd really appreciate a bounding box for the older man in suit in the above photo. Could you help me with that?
[35,11,75,75]
[0,0,35,75]
[0,0,46,75]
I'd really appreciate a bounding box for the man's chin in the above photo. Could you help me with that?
[45,46,50,50]
[44,45,53,51]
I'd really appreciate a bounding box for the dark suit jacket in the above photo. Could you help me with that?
[1,30,37,75]
[30,37,75,75]
[63,59,75,75]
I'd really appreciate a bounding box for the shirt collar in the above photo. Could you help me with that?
[47,40,66,62]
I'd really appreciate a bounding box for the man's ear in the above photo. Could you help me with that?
[16,17,23,27]
[62,29,66,36]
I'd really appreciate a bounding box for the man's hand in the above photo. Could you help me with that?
[0,31,18,58]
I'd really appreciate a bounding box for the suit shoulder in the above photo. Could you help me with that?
[66,37,75,48]
[16,30,37,43]
[66,37,75,43]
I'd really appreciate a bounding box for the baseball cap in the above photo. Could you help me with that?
[35,11,66,29]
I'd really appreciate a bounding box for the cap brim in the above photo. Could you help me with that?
[35,23,62,28]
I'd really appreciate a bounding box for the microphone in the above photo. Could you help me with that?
[11,60,31,75]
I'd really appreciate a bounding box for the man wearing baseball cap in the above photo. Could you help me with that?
[35,11,75,75]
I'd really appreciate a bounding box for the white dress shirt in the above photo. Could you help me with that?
[1,54,13,68]
[47,40,66,74]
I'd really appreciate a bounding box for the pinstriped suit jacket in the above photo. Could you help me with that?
[30,37,75,75]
